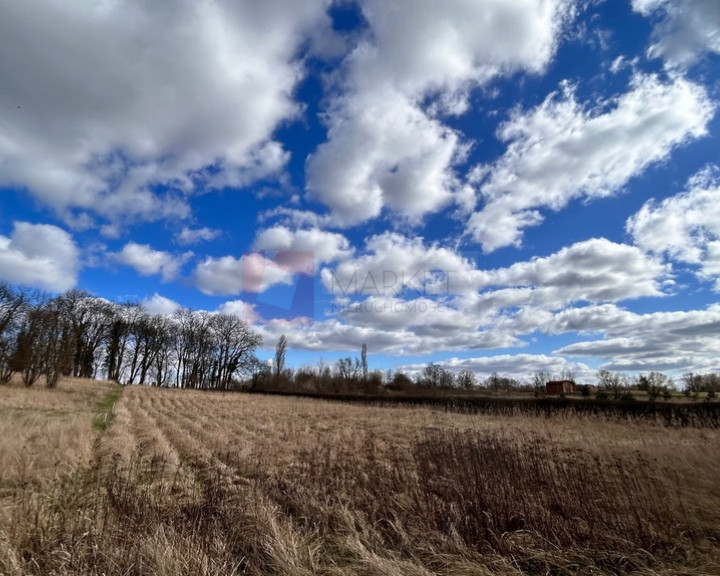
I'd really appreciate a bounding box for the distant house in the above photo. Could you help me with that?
[546,380,576,395]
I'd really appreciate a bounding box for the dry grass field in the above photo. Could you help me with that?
[2,381,720,575]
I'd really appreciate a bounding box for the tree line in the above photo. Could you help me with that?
[0,283,262,389]
[258,337,720,402]
[3,280,718,398]
[255,340,533,396]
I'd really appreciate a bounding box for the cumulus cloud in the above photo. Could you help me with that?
[400,354,593,383]
[461,238,672,348]
[194,252,294,295]
[553,303,720,373]
[307,0,573,225]
[176,227,221,245]
[468,74,714,251]
[141,293,181,316]
[259,207,333,230]
[256,316,519,356]
[116,243,190,282]
[322,232,486,299]
[237,233,709,370]
[633,0,720,69]
[0,222,79,292]
[333,295,475,331]
[297,234,670,356]
[217,300,264,324]
[484,238,670,305]
[307,89,462,224]
[253,226,353,269]
[0,0,335,228]
[194,227,350,296]
[256,298,720,371]
[323,234,667,319]
[628,165,720,289]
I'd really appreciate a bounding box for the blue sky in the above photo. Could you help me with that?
[1,0,719,382]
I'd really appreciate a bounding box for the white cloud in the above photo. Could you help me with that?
[484,238,670,305]
[297,233,671,357]
[323,234,667,317]
[217,300,264,324]
[256,316,519,356]
[239,233,712,370]
[553,304,720,374]
[176,227,221,245]
[333,295,475,330]
[258,298,720,372]
[259,206,333,230]
[633,0,720,69]
[463,239,671,348]
[307,0,574,225]
[194,226,350,296]
[609,55,639,74]
[116,243,189,282]
[0,222,79,292]
[322,232,486,298]
[628,165,720,289]
[141,293,181,316]
[253,226,352,269]
[400,354,592,383]
[0,0,335,227]
[305,234,669,356]
[307,88,461,224]
[194,252,294,295]
[195,227,350,296]
[468,73,714,251]
[359,0,571,95]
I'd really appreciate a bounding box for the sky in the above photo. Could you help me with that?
[1,0,720,383]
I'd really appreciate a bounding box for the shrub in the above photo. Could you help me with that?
[596,389,610,401]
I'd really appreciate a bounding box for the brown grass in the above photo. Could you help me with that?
[2,384,720,575]
[0,377,117,494]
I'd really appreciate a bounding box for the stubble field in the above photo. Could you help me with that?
[1,379,720,575]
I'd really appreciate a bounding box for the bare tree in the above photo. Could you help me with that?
[10,296,72,388]
[558,369,576,383]
[104,302,143,383]
[55,289,93,378]
[173,308,212,389]
[274,335,287,379]
[682,372,702,393]
[14,300,49,387]
[361,343,368,381]
[486,372,501,394]
[0,283,26,383]
[597,369,627,400]
[150,315,176,387]
[420,363,454,388]
[532,372,550,396]
[41,299,74,388]
[212,313,262,390]
[457,369,476,390]
[335,357,361,380]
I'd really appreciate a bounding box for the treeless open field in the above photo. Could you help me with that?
[2,381,720,575]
